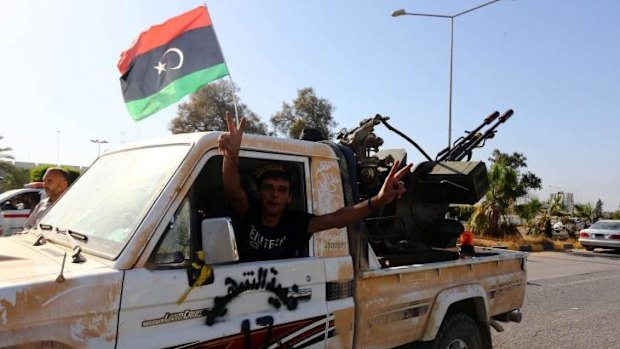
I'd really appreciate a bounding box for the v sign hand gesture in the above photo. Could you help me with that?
[376,160,413,206]
[220,111,250,215]
[218,111,246,160]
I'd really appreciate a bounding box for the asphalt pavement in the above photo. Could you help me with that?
[492,250,620,348]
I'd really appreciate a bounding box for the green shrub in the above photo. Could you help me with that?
[30,165,81,184]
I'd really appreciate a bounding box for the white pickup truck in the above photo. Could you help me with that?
[0,115,526,348]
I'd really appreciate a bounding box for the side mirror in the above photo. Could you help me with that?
[201,217,239,264]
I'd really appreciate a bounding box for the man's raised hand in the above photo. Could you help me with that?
[218,111,245,158]
[378,160,413,204]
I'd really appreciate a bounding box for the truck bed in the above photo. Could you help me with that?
[354,247,527,349]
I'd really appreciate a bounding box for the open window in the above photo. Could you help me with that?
[193,155,308,219]
[151,153,311,269]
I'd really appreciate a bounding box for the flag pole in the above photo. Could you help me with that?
[205,4,240,124]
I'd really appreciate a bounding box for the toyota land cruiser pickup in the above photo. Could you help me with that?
[0,113,526,348]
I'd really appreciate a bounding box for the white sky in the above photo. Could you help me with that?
[1,0,619,210]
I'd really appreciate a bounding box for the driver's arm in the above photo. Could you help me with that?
[219,112,249,215]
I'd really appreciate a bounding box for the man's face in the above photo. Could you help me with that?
[258,178,292,217]
[43,171,68,201]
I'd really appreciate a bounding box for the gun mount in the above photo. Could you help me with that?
[337,115,392,195]
[338,110,514,253]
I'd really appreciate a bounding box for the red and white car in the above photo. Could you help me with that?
[0,185,45,236]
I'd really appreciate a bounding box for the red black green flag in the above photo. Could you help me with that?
[118,6,229,121]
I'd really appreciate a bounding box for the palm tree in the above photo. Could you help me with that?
[573,203,593,223]
[467,163,520,237]
[0,135,16,175]
[0,168,29,192]
[468,200,502,237]
[516,198,544,235]
[548,195,566,217]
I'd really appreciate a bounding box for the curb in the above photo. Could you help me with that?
[486,242,575,252]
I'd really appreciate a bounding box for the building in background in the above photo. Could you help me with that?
[550,191,574,213]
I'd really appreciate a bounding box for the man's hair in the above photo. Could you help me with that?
[253,163,291,187]
[44,167,70,184]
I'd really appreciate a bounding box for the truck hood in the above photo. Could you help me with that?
[0,235,123,348]
[0,235,108,282]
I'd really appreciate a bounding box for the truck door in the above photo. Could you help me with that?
[117,152,331,348]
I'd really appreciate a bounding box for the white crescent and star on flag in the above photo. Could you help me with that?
[154,48,184,75]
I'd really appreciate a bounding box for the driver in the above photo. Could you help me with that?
[22,167,70,230]
[218,112,412,262]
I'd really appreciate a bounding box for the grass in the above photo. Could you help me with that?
[474,234,582,250]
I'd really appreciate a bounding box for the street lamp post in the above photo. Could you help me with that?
[90,139,108,157]
[549,185,564,193]
[392,0,501,151]
[56,130,60,167]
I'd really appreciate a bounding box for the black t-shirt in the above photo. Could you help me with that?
[235,200,314,262]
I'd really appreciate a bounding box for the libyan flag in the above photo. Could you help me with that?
[118,6,229,121]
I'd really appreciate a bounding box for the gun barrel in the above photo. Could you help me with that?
[484,111,501,124]
[437,110,499,161]
[453,109,515,160]
[498,109,513,123]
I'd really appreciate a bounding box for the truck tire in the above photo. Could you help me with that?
[431,312,482,349]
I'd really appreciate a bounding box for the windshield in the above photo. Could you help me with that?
[590,221,620,230]
[41,144,190,258]
[0,189,23,202]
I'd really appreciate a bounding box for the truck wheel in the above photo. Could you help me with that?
[584,246,594,251]
[431,312,482,349]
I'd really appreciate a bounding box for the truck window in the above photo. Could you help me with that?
[0,192,39,210]
[152,154,310,267]
[152,197,191,266]
[17,192,40,210]
[194,155,308,220]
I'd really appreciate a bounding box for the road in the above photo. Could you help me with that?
[492,249,620,348]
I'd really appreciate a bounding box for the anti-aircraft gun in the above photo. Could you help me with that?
[336,110,514,259]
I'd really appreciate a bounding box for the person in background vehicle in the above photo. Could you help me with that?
[22,167,70,230]
[218,112,413,262]
[544,219,552,238]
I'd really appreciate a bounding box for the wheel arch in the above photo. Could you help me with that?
[421,284,489,341]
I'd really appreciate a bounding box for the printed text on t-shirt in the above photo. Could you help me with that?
[249,225,287,250]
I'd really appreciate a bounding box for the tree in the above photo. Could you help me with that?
[0,135,21,191]
[0,135,15,175]
[574,203,593,222]
[451,205,475,221]
[594,199,603,219]
[168,80,268,135]
[0,168,30,192]
[516,198,543,222]
[515,198,544,235]
[270,87,337,139]
[548,195,566,217]
[30,165,81,184]
[467,150,542,237]
[488,150,542,196]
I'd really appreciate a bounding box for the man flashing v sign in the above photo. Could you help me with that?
[219,112,413,262]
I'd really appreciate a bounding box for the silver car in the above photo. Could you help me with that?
[578,220,620,251]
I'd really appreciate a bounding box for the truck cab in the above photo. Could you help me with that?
[0,130,526,348]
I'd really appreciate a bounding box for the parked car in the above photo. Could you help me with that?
[578,220,620,251]
[0,187,45,236]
